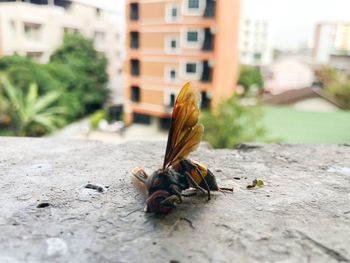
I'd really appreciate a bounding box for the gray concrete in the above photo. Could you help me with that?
[0,138,350,263]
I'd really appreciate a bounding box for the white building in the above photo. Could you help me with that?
[264,56,314,95]
[313,22,350,65]
[239,17,273,66]
[0,0,125,105]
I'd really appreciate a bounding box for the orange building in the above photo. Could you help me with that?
[125,0,240,125]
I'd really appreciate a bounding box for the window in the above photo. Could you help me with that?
[182,61,202,79]
[131,86,140,102]
[171,39,177,49]
[165,91,177,109]
[133,113,151,124]
[254,52,262,61]
[130,59,140,76]
[26,0,48,5]
[166,4,179,22]
[169,93,176,107]
[9,20,16,39]
[165,67,178,82]
[96,8,101,17]
[130,31,139,49]
[188,0,199,9]
[186,63,197,74]
[94,31,105,42]
[170,69,176,80]
[26,52,43,62]
[184,0,204,15]
[165,36,179,53]
[130,3,139,21]
[187,31,198,42]
[183,29,203,47]
[24,22,42,41]
[54,0,72,9]
[63,27,79,34]
[171,7,178,18]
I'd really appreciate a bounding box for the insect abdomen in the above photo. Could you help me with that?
[178,159,219,191]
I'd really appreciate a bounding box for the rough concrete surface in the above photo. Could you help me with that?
[0,137,350,263]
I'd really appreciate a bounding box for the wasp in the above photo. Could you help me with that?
[132,82,232,214]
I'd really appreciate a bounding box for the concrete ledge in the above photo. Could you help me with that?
[0,138,350,262]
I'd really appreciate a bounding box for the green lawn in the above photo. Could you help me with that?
[263,106,350,144]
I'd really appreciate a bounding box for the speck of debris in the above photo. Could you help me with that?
[37,202,50,208]
[170,260,180,263]
[233,177,241,180]
[85,183,104,193]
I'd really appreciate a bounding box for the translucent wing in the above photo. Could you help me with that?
[163,82,204,169]
[132,167,149,193]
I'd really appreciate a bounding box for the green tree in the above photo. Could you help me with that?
[0,77,66,136]
[0,55,61,94]
[238,65,264,95]
[200,96,265,148]
[315,66,340,88]
[328,82,350,109]
[50,33,109,114]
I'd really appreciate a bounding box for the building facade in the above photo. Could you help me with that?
[239,17,273,66]
[264,56,314,95]
[125,0,240,125]
[0,0,125,105]
[313,22,350,65]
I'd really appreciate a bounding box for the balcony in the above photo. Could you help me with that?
[201,60,212,82]
[202,28,214,51]
[130,59,140,76]
[203,0,216,17]
[130,2,139,21]
[130,31,139,49]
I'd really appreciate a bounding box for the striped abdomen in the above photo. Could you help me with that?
[175,159,219,191]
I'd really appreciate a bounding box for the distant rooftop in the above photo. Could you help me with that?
[264,87,345,109]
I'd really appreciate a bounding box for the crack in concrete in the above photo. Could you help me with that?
[295,230,349,262]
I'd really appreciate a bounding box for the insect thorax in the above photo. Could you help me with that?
[147,168,189,195]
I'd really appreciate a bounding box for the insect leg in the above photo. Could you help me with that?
[181,189,198,197]
[194,167,211,201]
[219,187,234,192]
[160,195,181,206]
[184,172,207,196]
[169,185,183,203]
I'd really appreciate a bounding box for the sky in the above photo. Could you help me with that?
[80,0,350,50]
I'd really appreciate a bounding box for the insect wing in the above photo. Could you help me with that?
[163,82,203,169]
[132,167,149,193]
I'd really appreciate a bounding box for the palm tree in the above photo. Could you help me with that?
[0,76,66,136]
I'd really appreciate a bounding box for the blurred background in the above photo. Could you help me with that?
[0,0,349,147]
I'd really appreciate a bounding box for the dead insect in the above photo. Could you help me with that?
[132,82,232,214]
